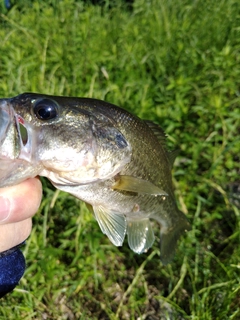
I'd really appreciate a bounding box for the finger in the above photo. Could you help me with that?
[0,218,32,252]
[0,178,42,224]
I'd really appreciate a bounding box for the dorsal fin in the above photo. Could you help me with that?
[145,120,179,169]
[167,149,179,168]
[144,120,167,144]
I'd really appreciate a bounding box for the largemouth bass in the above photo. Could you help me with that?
[0,93,190,264]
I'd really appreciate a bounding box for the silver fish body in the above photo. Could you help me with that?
[0,93,190,263]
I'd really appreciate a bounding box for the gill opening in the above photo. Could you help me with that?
[19,123,28,146]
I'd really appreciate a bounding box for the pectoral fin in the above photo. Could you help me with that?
[93,205,127,247]
[112,175,168,196]
[127,218,155,254]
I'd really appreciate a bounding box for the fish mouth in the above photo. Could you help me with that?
[0,99,20,159]
[0,99,31,160]
[0,100,13,143]
[15,114,33,162]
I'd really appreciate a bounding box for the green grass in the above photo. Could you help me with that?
[0,0,239,319]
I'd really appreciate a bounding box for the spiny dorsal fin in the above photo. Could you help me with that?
[144,120,167,144]
[167,149,179,168]
[145,120,179,169]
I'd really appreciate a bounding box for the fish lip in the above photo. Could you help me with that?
[0,99,14,142]
[0,99,32,161]
[0,99,20,160]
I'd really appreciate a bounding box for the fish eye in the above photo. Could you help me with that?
[33,98,59,121]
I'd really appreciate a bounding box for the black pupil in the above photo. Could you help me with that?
[34,99,58,120]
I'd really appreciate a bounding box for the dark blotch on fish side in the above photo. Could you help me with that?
[115,133,128,149]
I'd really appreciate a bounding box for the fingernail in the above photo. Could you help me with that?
[0,197,11,222]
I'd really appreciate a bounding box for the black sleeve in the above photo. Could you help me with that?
[0,243,26,298]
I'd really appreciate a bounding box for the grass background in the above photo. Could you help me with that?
[0,0,239,319]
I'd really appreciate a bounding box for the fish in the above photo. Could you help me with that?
[0,93,191,264]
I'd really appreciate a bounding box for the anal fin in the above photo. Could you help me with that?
[93,205,127,247]
[127,218,155,254]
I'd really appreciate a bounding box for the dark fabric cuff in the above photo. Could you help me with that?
[0,243,26,298]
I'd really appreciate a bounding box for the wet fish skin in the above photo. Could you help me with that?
[0,93,132,187]
[0,93,191,263]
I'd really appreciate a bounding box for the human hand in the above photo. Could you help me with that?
[0,178,42,252]
[0,178,42,298]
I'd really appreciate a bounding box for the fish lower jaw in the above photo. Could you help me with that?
[18,148,33,162]
[39,161,129,186]
[40,167,105,185]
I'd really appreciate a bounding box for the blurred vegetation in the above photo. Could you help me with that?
[0,0,239,319]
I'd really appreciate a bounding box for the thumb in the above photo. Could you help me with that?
[0,178,42,252]
[0,178,42,224]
